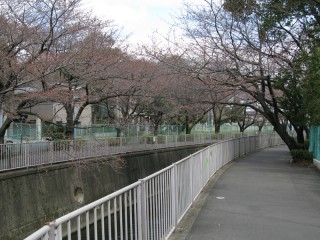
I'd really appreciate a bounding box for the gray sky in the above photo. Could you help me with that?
[82,0,205,45]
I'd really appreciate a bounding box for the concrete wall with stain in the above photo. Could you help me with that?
[0,144,207,239]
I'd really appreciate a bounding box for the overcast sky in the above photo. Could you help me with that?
[82,0,203,46]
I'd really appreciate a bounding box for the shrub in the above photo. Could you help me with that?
[291,149,313,162]
[107,137,122,146]
[296,140,310,150]
[43,124,67,140]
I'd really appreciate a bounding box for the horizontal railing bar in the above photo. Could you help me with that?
[54,181,140,226]
[1,133,228,173]
[174,138,237,166]
[24,226,50,240]
[142,165,174,182]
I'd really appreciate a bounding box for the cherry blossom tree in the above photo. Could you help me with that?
[165,0,308,150]
[0,0,124,142]
[96,58,159,137]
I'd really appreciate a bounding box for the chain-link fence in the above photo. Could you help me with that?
[4,122,275,143]
[4,123,40,142]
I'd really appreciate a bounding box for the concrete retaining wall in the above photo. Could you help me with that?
[0,145,206,239]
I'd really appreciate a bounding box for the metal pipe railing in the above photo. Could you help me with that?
[24,134,283,240]
[0,132,259,172]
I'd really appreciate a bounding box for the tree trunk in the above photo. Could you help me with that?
[295,127,304,144]
[153,123,159,136]
[185,115,191,134]
[186,125,192,134]
[180,125,186,134]
[0,117,13,144]
[65,105,74,140]
[116,128,122,137]
[274,126,298,151]
[214,124,221,134]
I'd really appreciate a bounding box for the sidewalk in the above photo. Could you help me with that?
[170,146,320,240]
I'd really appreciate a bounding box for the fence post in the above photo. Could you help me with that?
[49,222,56,240]
[243,137,246,155]
[25,143,29,168]
[50,141,54,164]
[254,135,257,151]
[233,139,236,160]
[269,134,272,147]
[189,157,193,203]
[132,136,135,151]
[171,164,178,228]
[137,180,147,240]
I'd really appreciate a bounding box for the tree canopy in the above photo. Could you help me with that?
[1,0,319,149]
[150,0,320,149]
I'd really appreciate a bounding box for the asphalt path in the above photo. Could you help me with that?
[170,146,320,240]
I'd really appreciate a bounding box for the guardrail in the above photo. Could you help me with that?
[0,132,253,172]
[24,133,283,240]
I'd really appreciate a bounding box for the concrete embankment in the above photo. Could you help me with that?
[0,144,207,240]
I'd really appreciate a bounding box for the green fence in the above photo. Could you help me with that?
[4,122,275,142]
[310,126,320,160]
[4,123,40,142]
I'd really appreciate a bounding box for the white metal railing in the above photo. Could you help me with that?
[0,132,254,172]
[24,134,283,240]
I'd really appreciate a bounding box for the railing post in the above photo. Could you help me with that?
[269,134,272,147]
[137,180,147,240]
[24,143,29,168]
[171,164,178,228]
[238,138,241,157]
[233,139,236,160]
[49,222,56,240]
[132,136,135,151]
[200,151,204,187]
[27,143,31,168]
[189,157,193,202]
[254,135,257,151]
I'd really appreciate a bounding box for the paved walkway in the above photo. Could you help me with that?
[170,146,320,240]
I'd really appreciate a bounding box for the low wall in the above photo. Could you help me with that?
[0,144,206,240]
[314,158,320,170]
